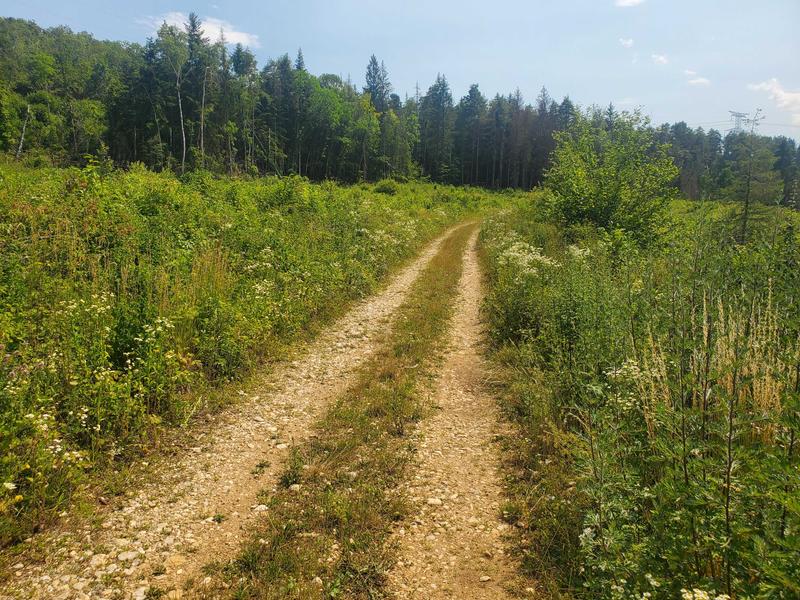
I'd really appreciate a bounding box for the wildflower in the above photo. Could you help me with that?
[605,358,642,382]
[645,573,660,588]
[3,482,16,491]
[681,590,717,600]
[498,241,559,272]
[579,526,595,547]
[568,244,590,259]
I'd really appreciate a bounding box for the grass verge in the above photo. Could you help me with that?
[202,224,476,599]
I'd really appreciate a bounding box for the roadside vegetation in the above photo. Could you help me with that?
[204,226,475,598]
[482,110,800,598]
[0,160,494,547]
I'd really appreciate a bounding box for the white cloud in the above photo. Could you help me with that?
[619,37,634,48]
[688,77,711,86]
[615,0,645,6]
[684,69,697,76]
[203,17,260,47]
[651,54,669,65]
[748,78,800,125]
[139,11,260,47]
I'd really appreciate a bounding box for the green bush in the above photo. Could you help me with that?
[543,110,678,245]
[373,178,399,195]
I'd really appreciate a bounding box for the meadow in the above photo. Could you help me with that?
[481,196,800,598]
[0,160,496,546]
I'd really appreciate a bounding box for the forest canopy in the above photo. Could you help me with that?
[0,15,798,203]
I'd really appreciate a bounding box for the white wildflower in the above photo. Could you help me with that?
[568,244,590,260]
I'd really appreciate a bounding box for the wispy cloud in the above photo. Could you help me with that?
[748,78,800,124]
[688,77,711,86]
[651,54,669,65]
[684,69,697,76]
[619,37,634,48]
[138,11,260,47]
[615,0,645,7]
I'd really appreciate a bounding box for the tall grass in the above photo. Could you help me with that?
[482,197,800,598]
[0,160,501,546]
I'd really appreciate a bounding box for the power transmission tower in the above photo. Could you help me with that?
[739,108,765,243]
[728,110,748,133]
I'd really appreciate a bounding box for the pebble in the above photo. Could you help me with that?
[426,497,442,506]
[117,550,139,562]
[165,554,187,570]
[89,554,108,568]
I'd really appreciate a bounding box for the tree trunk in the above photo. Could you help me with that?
[15,104,31,160]
[176,74,186,174]
[362,135,368,181]
[200,67,208,167]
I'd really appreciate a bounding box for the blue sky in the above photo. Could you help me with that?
[3,0,799,139]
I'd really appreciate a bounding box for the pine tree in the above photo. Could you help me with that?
[418,74,454,181]
[364,55,391,113]
[775,136,798,205]
[294,48,305,71]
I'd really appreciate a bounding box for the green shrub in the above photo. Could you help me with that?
[373,178,399,195]
[543,110,678,245]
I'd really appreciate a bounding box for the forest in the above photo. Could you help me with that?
[0,14,798,203]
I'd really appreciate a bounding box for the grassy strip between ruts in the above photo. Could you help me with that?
[195,223,476,599]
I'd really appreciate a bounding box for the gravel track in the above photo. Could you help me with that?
[388,232,522,599]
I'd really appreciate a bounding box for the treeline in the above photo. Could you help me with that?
[0,15,798,200]
[655,121,799,206]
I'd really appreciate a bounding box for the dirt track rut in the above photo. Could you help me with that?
[388,232,520,599]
